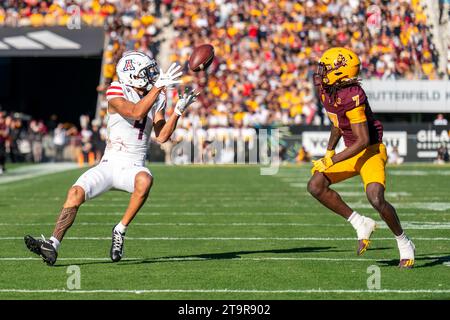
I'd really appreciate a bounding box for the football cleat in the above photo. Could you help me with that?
[356,217,377,256]
[357,239,371,256]
[398,259,414,269]
[110,226,125,262]
[398,239,415,269]
[24,235,58,266]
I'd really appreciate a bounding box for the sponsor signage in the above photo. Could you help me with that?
[362,80,450,113]
[301,131,407,157]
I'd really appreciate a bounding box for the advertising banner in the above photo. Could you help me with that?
[362,80,450,113]
[301,131,407,157]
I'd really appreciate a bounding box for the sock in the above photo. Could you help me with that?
[114,222,127,234]
[395,232,409,247]
[49,236,60,251]
[348,211,364,230]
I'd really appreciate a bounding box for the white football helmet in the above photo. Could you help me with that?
[116,51,159,89]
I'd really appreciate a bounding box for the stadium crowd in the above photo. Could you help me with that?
[0,110,108,173]
[0,0,111,27]
[91,0,442,131]
[1,0,442,129]
[0,0,447,167]
[166,0,440,130]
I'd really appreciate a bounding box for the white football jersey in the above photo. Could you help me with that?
[104,81,166,163]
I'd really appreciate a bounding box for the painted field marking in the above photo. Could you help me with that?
[3,221,450,229]
[0,163,78,185]
[388,170,450,176]
[8,202,433,211]
[0,256,393,262]
[4,211,450,217]
[1,236,449,241]
[0,289,449,294]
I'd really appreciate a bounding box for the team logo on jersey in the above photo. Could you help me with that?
[123,59,135,71]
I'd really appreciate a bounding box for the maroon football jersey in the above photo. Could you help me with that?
[317,84,383,147]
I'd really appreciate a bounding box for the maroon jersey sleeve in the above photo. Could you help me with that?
[338,85,368,113]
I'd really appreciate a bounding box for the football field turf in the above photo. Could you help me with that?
[0,164,449,300]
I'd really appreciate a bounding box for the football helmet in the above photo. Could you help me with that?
[116,51,159,89]
[316,47,360,86]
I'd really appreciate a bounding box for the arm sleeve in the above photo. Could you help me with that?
[105,82,124,101]
[345,105,367,124]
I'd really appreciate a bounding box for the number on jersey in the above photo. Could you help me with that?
[133,118,147,140]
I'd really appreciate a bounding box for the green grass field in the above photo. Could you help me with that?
[0,164,449,300]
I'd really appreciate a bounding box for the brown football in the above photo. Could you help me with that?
[189,44,215,72]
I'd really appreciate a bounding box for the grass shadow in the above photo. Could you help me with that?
[376,254,450,268]
[54,246,343,267]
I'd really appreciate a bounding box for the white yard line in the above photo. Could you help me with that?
[0,256,392,262]
[1,236,449,241]
[4,211,450,217]
[32,202,441,211]
[0,163,79,185]
[3,221,450,229]
[2,255,448,263]
[0,289,449,294]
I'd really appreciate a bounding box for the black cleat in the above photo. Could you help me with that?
[110,227,125,262]
[24,235,58,266]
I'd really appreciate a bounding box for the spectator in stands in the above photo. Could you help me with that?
[91,119,106,163]
[46,114,58,132]
[439,0,450,25]
[435,144,449,164]
[29,120,47,163]
[93,0,441,134]
[53,123,66,162]
[433,113,448,126]
[8,117,23,163]
[0,112,8,174]
[388,146,404,165]
[296,146,311,164]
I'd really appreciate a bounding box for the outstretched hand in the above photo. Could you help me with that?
[174,88,200,116]
[154,63,183,89]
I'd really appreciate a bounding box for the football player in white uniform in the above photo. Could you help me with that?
[24,51,198,265]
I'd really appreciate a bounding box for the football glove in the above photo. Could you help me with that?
[154,63,183,89]
[325,149,335,159]
[174,89,200,116]
[311,156,334,174]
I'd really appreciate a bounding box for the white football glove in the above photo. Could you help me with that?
[154,63,183,89]
[174,89,200,116]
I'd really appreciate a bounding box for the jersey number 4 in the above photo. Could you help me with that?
[133,118,147,140]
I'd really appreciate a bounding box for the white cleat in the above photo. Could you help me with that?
[356,217,377,256]
[398,239,415,269]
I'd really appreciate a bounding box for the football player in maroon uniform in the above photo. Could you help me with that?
[307,47,415,268]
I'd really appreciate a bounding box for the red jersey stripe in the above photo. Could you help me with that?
[108,86,122,90]
[106,92,124,96]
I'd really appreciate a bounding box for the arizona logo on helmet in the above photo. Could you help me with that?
[123,59,135,71]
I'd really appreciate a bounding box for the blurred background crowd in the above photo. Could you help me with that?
[166,0,441,129]
[94,0,442,131]
[0,0,448,168]
[0,110,108,172]
[0,0,443,128]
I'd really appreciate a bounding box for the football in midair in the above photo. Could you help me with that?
[189,44,215,72]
